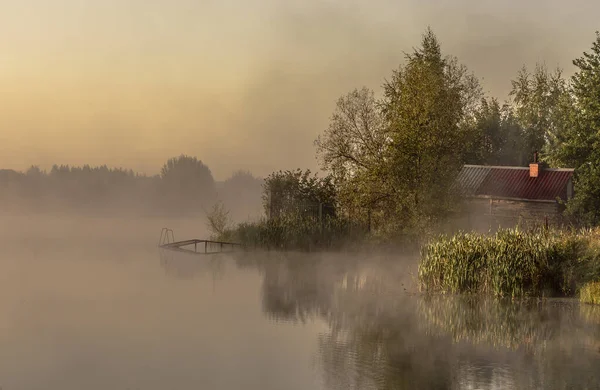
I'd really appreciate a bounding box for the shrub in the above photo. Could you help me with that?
[214,212,368,252]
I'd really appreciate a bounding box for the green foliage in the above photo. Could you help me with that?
[314,87,388,221]
[316,28,483,237]
[212,165,367,251]
[216,214,367,252]
[509,64,573,162]
[580,281,600,305]
[263,169,336,219]
[552,33,600,225]
[381,28,483,234]
[467,98,527,166]
[418,228,600,297]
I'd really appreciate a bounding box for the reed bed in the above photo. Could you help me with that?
[418,227,600,298]
[580,281,600,305]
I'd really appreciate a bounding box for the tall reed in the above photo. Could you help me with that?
[418,227,599,298]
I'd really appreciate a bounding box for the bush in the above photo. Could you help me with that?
[205,201,232,240]
[418,227,600,298]
[580,281,600,305]
[216,212,368,252]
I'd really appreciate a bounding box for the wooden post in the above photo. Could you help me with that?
[195,242,197,253]
[205,241,207,254]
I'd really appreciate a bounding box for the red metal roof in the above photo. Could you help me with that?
[457,165,574,201]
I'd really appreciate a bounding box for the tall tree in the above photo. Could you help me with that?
[553,32,600,225]
[316,28,483,235]
[467,98,526,166]
[314,87,388,222]
[509,63,572,164]
[381,28,483,233]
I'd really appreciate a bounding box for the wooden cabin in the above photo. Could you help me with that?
[456,159,574,231]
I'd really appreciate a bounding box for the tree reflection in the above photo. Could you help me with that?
[246,252,600,390]
[259,253,341,324]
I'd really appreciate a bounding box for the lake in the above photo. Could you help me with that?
[1,216,599,389]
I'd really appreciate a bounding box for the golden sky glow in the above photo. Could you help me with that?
[1,0,598,179]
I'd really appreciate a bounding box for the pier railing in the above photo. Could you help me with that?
[158,228,243,255]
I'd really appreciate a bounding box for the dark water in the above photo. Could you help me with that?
[1,224,600,389]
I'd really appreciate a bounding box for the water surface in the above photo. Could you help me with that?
[1,217,599,389]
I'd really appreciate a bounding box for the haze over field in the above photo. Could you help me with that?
[1,0,599,179]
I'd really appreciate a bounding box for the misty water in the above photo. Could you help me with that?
[2,217,600,390]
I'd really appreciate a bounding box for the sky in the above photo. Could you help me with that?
[1,0,598,180]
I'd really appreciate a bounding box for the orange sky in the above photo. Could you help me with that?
[1,0,598,179]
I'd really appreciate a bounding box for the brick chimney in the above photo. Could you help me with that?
[529,151,539,178]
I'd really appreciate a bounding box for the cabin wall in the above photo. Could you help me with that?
[456,197,562,233]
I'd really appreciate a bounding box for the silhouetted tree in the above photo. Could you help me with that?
[219,170,263,222]
[160,155,216,209]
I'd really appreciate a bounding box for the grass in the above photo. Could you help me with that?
[580,281,600,305]
[418,227,600,299]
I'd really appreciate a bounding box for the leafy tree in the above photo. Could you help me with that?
[467,98,526,166]
[316,28,484,236]
[263,169,336,219]
[380,27,483,233]
[314,87,388,222]
[553,32,600,225]
[509,63,573,164]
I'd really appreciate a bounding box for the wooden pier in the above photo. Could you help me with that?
[158,228,243,255]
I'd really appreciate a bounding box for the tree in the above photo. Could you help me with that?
[263,169,336,219]
[552,32,600,225]
[205,201,232,240]
[509,63,573,165]
[467,98,526,166]
[315,28,484,236]
[380,28,483,233]
[314,87,388,222]
[219,170,264,222]
[160,155,216,207]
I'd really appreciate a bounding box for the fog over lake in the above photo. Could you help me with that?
[0,216,599,390]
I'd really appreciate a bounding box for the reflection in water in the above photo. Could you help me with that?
[238,252,600,390]
[418,296,568,351]
[4,235,600,389]
[159,248,225,286]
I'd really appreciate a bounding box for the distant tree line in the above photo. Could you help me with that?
[259,28,600,245]
[0,155,263,219]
